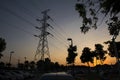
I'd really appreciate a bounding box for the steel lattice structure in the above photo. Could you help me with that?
[34,9,52,61]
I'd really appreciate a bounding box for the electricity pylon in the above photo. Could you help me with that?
[34,9,53,61]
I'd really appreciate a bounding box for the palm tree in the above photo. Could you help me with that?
[93,44,107,65]
[80,47,94,67]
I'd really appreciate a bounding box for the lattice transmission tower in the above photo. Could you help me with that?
[34,9,53,61]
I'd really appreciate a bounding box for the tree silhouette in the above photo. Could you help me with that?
[106,17,120,63]
[44,58,51,72]
[105,41,120,58]
[17,63,24,70]
[107,17,120,38]
[29,61,35,70]
[36,60,44,71]
[0,62,5,69]
[80,47,94,67]
[66,45,77,65]
[6,63,11,68]
[36,58,61,72]
[24,60,29,70]
[0,37,6,59]
[93,44,107,65]
[75,0,120,33]
[54,62,60,71]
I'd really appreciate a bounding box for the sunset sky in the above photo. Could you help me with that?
[0,0,120,66]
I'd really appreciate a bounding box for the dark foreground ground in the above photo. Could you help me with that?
[28,71,120,80]
[1,70,120,80]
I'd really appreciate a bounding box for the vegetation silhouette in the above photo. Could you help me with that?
[93,44,107,65]
[105,41,120,58]
[80,47,94,67]
[66,38,77,65]
[36,58,62,73]
[75,0,120,65]
[0,62,5,69]
[0,37,6,59]
[66,45,77,65]
[29,61,35,70]
[80,44,107,66]
[17,63,24,70]
[0,37,6,69]
[75,0,120,34]
[24,60,29,70]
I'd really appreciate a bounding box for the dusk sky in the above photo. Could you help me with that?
[0,0,119,66]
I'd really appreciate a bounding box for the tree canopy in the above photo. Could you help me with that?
[0,37,6,58]
[66,45,77,64]
[80,47,94,66]
[36,58,61,72]
[75,0,120,34]
[93,44,107,64]
[105,41,120,58]
[107,16,120,38]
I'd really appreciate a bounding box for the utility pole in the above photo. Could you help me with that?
[34,9,53,61]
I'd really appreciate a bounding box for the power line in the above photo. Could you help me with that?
[25,0,42,13]
[0,19,34,36]
[0,1,68,48]
[3,0,73,47]
[51,20,81,48]
[48,28,68,46]
[47,21,69,47]
[48,40,67,53]
[11,0,39,18]
[50,18,71,38]
[49,27,67,41]
[0,4,35,27]
[49,17,81,48]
